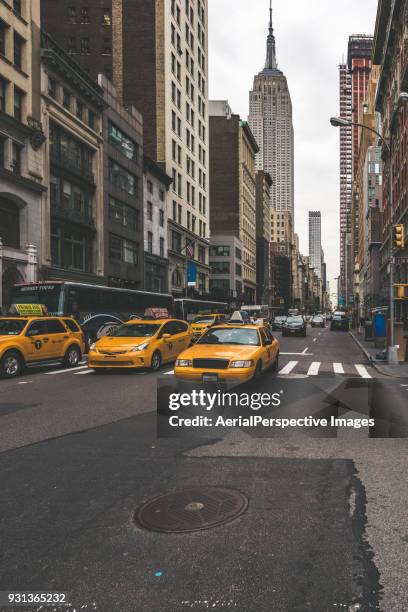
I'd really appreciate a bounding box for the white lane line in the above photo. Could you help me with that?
[46,365,88,375]
[355,364,372,379]
[164,370,175,375]
[279,361,298,375]
[280,352,313,356]
[307,362,321,376]
[18,381,33,385]
[74,369,93,375]
[302,347,310,354]
[333,363,345,374]
[313,338,317,343]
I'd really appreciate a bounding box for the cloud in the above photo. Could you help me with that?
[209,0,377,295]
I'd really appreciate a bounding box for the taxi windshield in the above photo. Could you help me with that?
[286,317,303,324]
[111,323,161,338]
[0,319,28,335]
[193,316,215,324]
[198,327,260,346]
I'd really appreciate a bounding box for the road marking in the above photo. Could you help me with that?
[307,362,321,376]
[18,381,33,385]
[279,361,298,375]
[74,369,93,375]
[280,352,313,356]
[355,364,372,379]
[333,363,345,374]
[46,365,88,375]
[313,338,317,343]
[302,347,309,354]
[164,370,174,375]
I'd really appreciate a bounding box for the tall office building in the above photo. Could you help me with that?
[248,2,294,215]
[338,62,352,303]
[41,0,210,296]
[309,212,322,279]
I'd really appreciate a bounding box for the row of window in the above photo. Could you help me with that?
[146,201,165,227]
[0,77,25,122]
[48,76,96,130]
[146,232,165,258]
[67,6,111,26]
[67,35,111,56]
[209,245,242,259]
[0,134,22,174]
[170,230,206,263]
[0,19,25,72]
[108,121,139,163]
[108,159,139,197]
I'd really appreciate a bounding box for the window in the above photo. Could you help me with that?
[108,196,138,230]
[13,32,24,70]
[102,37,111,55]
[172,230,182,253]
[235,263,242,276]
[13,87,23,122]
[47,320,66,334]
[210,245,230,257]
[103,8,111,25]
[0,78,7,112]
[0,21,6,57]
[81,7,90,23]
[11,142,21,174]
[76,99,83,120]
[159,237,165,258]
[109,234,138,265]
[147,201,153,220]
[0,136,5,168]
[0,199,20,248]
[235,247,242,260]
[88,110,95,130]
[147,231,153,253]
[108,159,137,195]
[51,223,92,272]
[159,189,165,202]
[159,209,164,227]
[81,37,90,54]
[108,122,138,161]
[13,0,22,16]
[68,6,76,23]
[68,36,77,54]
[63,89,71,110]
[147,179,153,194]
[211,261,230,274]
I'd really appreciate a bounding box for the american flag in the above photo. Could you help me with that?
[186,241,195,258]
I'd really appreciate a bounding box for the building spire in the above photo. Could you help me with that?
[264,0,277,70]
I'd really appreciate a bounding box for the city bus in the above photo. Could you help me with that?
[10,281,174,349]
[174,298,229,322]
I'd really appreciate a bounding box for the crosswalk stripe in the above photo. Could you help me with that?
[307,362,321,376]
[333,363,344,374]
[164,370,174,375]
[279,361,298,375]
[46,365,88,375]
[355,364,372,379]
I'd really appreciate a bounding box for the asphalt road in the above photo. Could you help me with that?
[0,326,407,611]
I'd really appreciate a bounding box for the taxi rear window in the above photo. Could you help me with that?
[0,319,27,335]
[63,318,81,332]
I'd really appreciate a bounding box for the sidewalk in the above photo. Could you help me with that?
[350,330,408,378]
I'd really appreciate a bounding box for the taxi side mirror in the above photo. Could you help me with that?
[162,333,171,340]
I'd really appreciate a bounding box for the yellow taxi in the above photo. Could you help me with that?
[87,318,193,372]
[0,315,85,378]
[190,313,227,341]
[174,322,280,384]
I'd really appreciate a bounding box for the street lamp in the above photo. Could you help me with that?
[330,90,408,364]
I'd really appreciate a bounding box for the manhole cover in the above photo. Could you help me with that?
[135,487,249,533]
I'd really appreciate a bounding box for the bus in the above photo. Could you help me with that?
[174,298,229,322]
[240,305,274,322]
[10,281,174,348]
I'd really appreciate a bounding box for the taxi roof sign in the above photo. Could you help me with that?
[10,304,48,316]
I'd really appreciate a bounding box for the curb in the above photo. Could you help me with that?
[349,331,406,379]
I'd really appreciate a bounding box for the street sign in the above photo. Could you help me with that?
[395,258,408,264]
[338,296,345,306]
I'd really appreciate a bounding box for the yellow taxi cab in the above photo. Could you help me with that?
[174,322,280,384]
[87,318,193,372]
[190,313,227,341]
[0,313,85,378]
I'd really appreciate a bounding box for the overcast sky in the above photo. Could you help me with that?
[208,0,378,298]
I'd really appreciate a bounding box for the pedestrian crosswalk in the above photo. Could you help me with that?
[278,361,373,378]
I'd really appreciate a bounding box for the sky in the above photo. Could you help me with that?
[208,0,378,299]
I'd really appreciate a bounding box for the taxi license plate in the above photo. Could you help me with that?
[203,373,218,382]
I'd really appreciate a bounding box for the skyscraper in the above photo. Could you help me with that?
[248,2,294,216]
[309,212,322,279]
[338,62,352,303]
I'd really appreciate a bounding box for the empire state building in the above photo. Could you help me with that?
[248,3,294,216]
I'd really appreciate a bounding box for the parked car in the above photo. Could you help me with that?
[330,313,349,332]
[311,315,325,328]
[282,316,307,337]
[272,316,287,331]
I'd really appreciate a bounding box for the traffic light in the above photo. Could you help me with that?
[394,284,408,300]
[394,224,405,250]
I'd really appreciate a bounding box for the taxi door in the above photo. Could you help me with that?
[265,327,279,365]
[171,321,191,357]
[46,319,71,359]
[23,320,54,361]
[260,327,273,369]
[157,322,176,363]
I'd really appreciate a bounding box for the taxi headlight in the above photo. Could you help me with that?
[230,360,254,368]
[89,342,96,351]
[131,342,149,352]
[175,359,193,367]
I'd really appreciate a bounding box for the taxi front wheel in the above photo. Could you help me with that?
[1,351,23,379]
[151,350,162,371]
[63,345,81,368]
